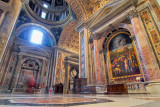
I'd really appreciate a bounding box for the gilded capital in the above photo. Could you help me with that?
[127,10,139,19]
[130,35,136,41]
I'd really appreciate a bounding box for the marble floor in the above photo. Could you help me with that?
[0,93,160,107]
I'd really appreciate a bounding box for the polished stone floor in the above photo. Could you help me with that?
[0,93,160,107]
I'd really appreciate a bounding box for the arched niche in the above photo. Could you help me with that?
[103,29,143,83]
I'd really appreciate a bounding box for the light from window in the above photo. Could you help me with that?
[31,30,43,44]
[41,11,46,19]
[43,3,48,8]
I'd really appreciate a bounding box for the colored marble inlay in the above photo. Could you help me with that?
[140,7,160,64]
[55,53,62,84]
[94,39,103,85]
[4,97,113,106]
[81,32,86,78]
[137,98,160,101]
[11,97,96,104]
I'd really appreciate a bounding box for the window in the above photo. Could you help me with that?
[43,3,48,8]
[41,11,46,19]
[31,30,43,44]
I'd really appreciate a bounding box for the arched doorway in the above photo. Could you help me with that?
[104,30,143,83]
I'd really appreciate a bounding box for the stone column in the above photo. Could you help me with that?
[50,49,57,89]
[93,38,106,93]
[79,30,81,78]
[0,0,22,61]
[63,61,69,94]
[79,28,89,79]
[93,39,103,85]
[128,10,160,81]
[84,29,90,81]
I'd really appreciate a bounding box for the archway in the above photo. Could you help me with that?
[103,29,143,83]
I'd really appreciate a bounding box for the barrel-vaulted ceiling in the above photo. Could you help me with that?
[66,0,115,22]
[58,0,116,52]
[58,19,79,53]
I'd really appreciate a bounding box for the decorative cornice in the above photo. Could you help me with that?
[88,0,138,34]
[75,21,87,32]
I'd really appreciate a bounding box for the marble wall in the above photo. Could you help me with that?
[0,0,22,61]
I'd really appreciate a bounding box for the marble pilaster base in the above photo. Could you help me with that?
[96,85,107,94]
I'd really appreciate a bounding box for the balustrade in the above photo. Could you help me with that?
[126,82,148,93]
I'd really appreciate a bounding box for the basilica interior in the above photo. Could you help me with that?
[0,0,160,106]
